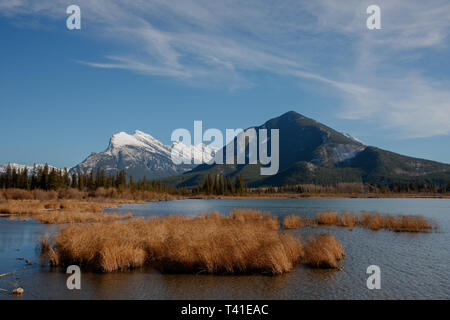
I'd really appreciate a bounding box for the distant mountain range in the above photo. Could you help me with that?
[0,163,60,175]
[2,111,450,186]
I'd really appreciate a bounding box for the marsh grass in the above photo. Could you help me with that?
[282,214,316,229]
[34,211,133,224]
[42,211,346,274]
[358,211,436,232]
[0,188,181,202]
[283,211,437,232]
[303,234,346,268]
[317,211,359,228]
[228,208,279,230]
[0,200,115,216]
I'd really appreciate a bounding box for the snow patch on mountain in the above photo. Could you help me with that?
[330,144,365,162]
[342,132,364,145]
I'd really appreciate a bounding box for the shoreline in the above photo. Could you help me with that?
[187,193,450,200]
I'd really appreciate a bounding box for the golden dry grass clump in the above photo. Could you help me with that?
[282,214,316,229]
[228,208,279,230]
[315,211,435,232]
[0,200,45,215]
[303,234,346,268]
[283,214,305,229]
[316,211,340,225]
[0,199,116,216]
[359,211,435,232]
[43,212,306,275]
[282,211,436,233]
[34,211,133,224]
[339,211,359,228]
[316,211,358,227]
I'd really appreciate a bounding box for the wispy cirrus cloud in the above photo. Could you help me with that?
[1,0,450,138]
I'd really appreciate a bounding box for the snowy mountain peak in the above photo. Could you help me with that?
[107,130,170,158]
[73,130,219,179]
[109,131,142,148]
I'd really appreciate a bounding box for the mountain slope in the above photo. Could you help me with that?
[170,111,450,187]
[71,130,217,179]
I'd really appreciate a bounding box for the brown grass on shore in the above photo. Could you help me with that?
[0,200,45,215]
[303,234,346,268]
[41,211,348,274]
[0,188,182,202]
[34,211,133,224]
[0,199,117,216]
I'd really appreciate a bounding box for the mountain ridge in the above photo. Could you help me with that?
[70,129,218,179]
[168,111,450,187]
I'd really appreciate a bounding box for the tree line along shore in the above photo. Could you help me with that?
[1,164,450,198]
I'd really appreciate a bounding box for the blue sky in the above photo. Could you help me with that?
[1,0,449,168]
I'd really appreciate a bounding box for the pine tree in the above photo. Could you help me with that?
[78,171,85,190]
[71,172,78,189]
[20,167,29,189]
[226,176,234,194]
[218,175,224,195]
[40,164,50,190]
[88,169,95,189]
[63,168,70,188]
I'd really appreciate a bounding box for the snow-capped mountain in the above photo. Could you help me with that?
[71,130,218,179]
[0,163,61,175]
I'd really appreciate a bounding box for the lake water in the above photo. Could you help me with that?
[1,198,449,299]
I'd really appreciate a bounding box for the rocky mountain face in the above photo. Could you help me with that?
[168,111,450,187]
[70,130,217,179]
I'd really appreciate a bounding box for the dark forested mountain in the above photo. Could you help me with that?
[168,111,450,187]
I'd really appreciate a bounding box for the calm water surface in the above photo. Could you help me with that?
[1,198,449,299]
